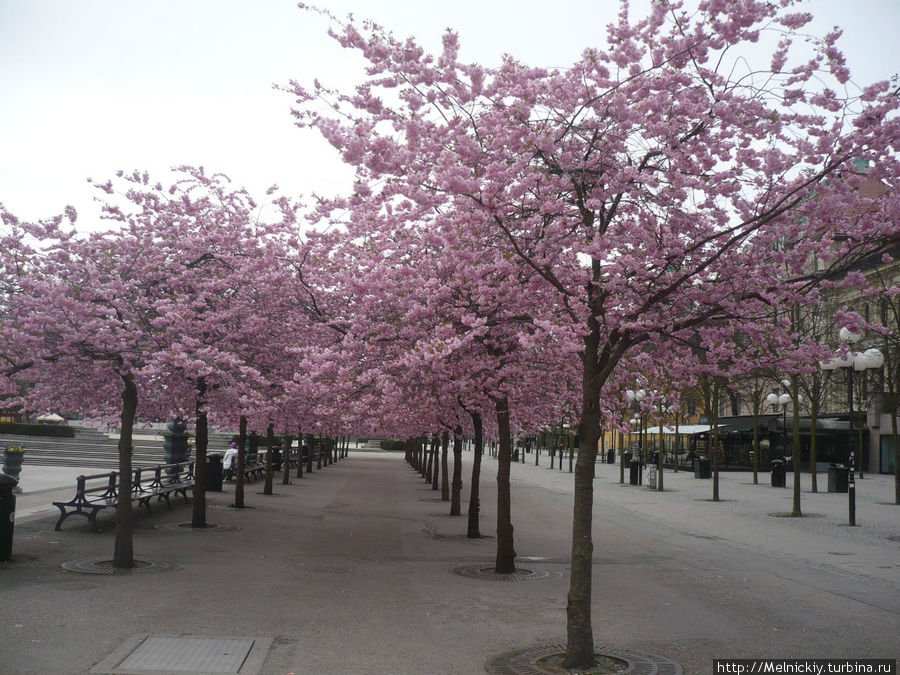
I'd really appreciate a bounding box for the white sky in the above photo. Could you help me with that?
[1,0,898,226]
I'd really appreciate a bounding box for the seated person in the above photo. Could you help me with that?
[223,442,239,481]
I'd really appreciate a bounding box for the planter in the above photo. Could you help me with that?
[2,447,25,484]
[161,418,191,474]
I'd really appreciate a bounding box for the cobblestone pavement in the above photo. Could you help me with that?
[2,448,898,674]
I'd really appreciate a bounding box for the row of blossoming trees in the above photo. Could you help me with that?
[3,1,900,667]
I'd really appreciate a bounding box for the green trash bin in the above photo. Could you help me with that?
[693,457,711,479]
[770,458,786,487]
[207,453,223,492]
[0,474,18,562]
[629,460,643,485]
[827,463,849,493]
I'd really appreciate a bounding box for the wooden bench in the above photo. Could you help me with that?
[52,461,195,531]
[224,453,266,483]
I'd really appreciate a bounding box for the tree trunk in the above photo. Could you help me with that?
[810,405,818,493]
[191,378,208,529]
[264,423,274,495]
[234,415,247,508]
[467,412,483,539]
[425,435,434,484]
[564,326,601,670]
[431,435,440,491]
[419,437,426,478]
[307,435,314,473]
[296,429,304,479]
[857,410,865,479]
[656,422,664,491]
[440,430,450,501]
[752,410,759,485]
[451,427,463,516]
[673,418,680,473]
[711,378,721,502]
[282,434,293,485]
[494,396,516,573]
[791,375,802,517]
[113,373,137,568]
[892,408,899,504]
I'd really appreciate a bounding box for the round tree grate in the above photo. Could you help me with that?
[61,555,183,575]
[209,503,271,512]
[451,564,564,582]
[485,643,682,675]
[154,522,239,533]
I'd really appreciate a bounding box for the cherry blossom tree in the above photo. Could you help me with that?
[289,0,900,666]
[4,198,177,568]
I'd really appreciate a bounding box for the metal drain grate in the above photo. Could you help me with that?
[485,643,682,675]
[92,634,272,674]
[119,636,253,672]
[451,564,564,581]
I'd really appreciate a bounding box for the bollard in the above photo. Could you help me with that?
[0,474,18,562]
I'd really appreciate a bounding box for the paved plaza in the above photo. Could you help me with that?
[2,448,898,674]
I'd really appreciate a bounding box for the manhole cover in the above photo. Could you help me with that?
[154,522,239,533]
[92,634,273,674]
[451,564,564,581]
[61,556,182,575]
[485,643,682,674]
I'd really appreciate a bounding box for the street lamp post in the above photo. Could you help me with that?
[655,400,672,491]
[766,385,794,461]
[820,328,884,526]
[626,389,646,485]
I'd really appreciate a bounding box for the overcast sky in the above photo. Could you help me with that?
[1,0,898,226]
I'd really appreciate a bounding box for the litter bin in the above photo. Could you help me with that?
[607,449,615,464]
[828,463,849,493]
[207,453,223,492]
[647,464,657,489]
[629,460,643,485]
[693,456,711,479]
[272,447,283,472]
[770,458,786,487]
[0,474,17,562]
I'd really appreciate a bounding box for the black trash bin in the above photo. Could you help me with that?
[693,456,711,479]
[207,453,223,492]
[607,448,615,464]
[0,474,18,562]
[272,447,283,472]
[770,458,786,487]
[828,463,849,493]
[629,460,643,485]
